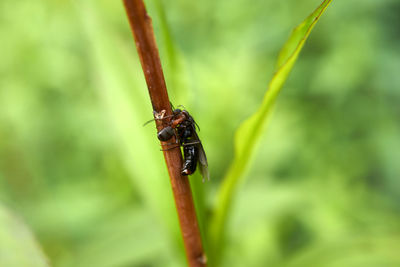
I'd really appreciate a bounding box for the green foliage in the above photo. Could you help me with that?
[1,0,400,266]
[209,2,331,261]
[0,205,49,267]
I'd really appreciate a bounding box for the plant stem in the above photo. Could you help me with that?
[122,1,206,266]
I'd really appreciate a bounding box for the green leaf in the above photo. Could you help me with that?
[209,0,332,261]
[0,204,49,267]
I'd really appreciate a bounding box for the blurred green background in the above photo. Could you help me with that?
[1,0,400,266]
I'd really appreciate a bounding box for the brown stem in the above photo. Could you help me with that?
[122,1,207,266]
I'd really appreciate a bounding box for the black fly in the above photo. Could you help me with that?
[152,107,209,181]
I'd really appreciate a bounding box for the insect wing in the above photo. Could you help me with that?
[192,129,209,182]
[198,147,209,182]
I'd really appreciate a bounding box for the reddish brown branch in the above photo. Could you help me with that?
[122,1,206,266]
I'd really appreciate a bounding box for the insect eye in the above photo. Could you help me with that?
[157,126,174,141]
[173,109,181,115]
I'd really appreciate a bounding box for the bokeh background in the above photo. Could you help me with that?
[1,0,400,266]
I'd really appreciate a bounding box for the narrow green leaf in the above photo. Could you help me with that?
[0,204,49,267]
[209,0,332,260]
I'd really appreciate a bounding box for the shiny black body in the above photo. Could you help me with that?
[157,109,209,180]
[182,145,198,175]
[157,126,174,141]
[175,112,199,175]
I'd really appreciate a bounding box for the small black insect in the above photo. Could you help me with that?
[154,107,209,181]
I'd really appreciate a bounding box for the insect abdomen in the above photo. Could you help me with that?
[181,145,198,176]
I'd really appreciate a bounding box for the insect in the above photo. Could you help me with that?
[152,107,209,181]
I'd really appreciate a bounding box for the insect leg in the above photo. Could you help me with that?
[181,141,201,146]
[160,145,180,151]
